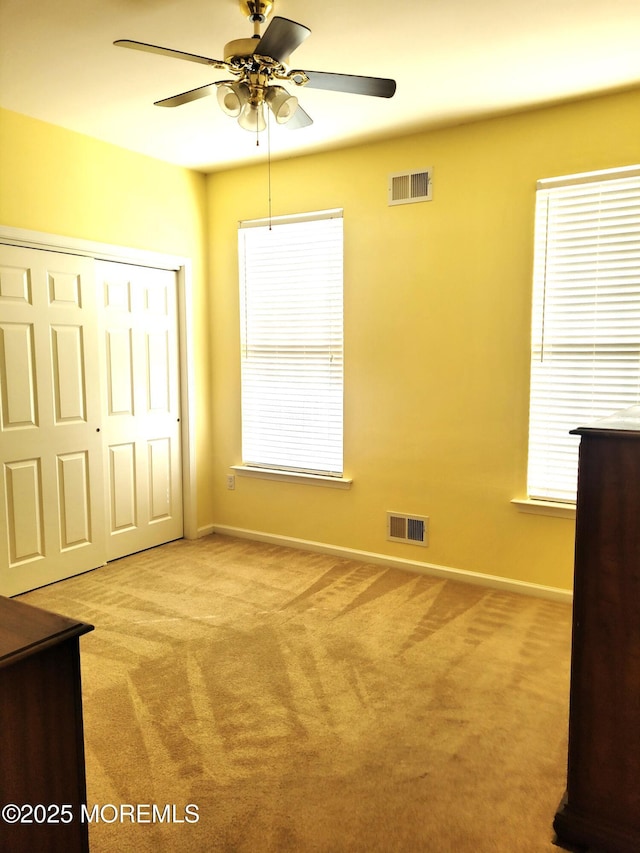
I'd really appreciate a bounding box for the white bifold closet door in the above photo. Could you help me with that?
[97,260,182,562]
[0,245,182,596]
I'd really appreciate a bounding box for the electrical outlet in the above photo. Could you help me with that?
[226,475,235,490]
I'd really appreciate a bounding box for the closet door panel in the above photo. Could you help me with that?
[0,245,105,596]
[97,261,183,560]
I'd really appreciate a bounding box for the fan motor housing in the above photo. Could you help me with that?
[224,37,259,61]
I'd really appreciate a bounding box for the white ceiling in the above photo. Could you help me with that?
[2,0,640,174]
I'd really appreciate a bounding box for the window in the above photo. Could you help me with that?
[527,166,640,503]
[238,210,344,477]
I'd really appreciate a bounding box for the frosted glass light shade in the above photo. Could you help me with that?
[265,86,299,124]
[216,81,250,117]
[238,101,267,132]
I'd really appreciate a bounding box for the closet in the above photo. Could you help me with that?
[0,243,183,595]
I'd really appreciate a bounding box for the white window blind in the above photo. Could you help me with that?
[238,210,344,476]
[527,166,640,502]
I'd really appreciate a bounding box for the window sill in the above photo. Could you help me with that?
[231,465,352,489]
[511,498,576,519]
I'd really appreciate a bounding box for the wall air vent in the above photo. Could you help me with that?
[387,512,429,546]
[388,168,433,206]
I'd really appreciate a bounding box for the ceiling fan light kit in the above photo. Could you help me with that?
[115,0,396,135]
[215,61,301,129]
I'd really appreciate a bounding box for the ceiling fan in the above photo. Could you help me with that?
[115,0,396,133]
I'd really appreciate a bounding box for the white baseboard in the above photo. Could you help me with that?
[201,524,573,604]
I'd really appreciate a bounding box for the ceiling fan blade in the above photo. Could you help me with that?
[284,104,313,130]
[254,16,311,62]
[114,39,225,68]
[154,83,219,108]
[299,70,396,98]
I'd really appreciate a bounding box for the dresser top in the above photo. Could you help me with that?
[0,596,93,669]
[571,405,640,437]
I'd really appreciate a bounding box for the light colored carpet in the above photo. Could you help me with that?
[20,534,573,852]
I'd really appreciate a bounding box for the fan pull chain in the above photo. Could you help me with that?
[267,110,272,229]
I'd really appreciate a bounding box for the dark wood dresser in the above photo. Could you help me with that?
[554,406,640,853]
[0,595,94,852]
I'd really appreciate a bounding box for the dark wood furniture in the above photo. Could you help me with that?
[554,406,640,853]
[0,595,94,853]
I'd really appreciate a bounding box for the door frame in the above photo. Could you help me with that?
[0,225,198,540]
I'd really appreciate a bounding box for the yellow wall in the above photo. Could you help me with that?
[207,86,640,592]
[0,108,213,526]
[4,86,640,593]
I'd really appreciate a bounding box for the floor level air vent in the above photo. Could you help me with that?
[388,169,433,206]
[387,512,429,546]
